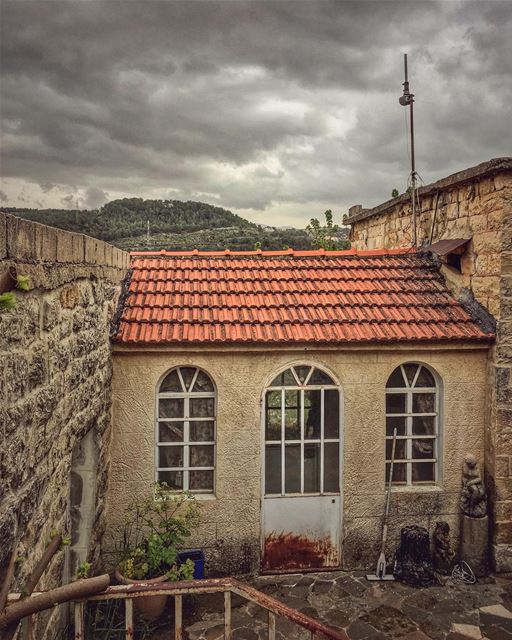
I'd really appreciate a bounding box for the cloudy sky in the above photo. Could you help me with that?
[0,0,511,227]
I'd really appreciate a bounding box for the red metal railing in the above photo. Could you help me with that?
[75,577,349,640]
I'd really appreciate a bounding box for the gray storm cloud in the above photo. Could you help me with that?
[0,0,511,225]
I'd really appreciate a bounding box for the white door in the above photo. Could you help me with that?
[262,365,342,572]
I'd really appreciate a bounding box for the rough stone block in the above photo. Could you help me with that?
[0,212,7,259]
[496,456,511,478]
[494,542,512,572]
[7,215,36,260]
[34,222,58,262]
[72,233,85,263]
[55,228,75,263]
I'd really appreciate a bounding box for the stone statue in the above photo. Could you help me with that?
[432,521,454,575]
[461,455,487,518]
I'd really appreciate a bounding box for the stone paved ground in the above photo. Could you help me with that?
[174,571,512,640]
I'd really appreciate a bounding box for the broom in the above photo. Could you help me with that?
[366,427,397,581]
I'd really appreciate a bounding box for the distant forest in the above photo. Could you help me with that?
[3,198,349,251]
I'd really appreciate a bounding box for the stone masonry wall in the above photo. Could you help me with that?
[345,159,512,571]
[0,213,129,636]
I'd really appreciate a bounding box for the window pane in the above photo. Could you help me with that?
[304,390,321,439]
[158,470,183,490]
[265,445,282,494]
[190,420,214,442]
[386,439,406,460]
[412,462,435,483]
[412,415,435,436]
[270,369,296,386]
[309,368,335,385]
[190,397,214,418]
[159,446,184,468]
[193,370,214,392]
[386,367,406,388]
[386,416,406,436]
[285,445,301,493]
[159,421,184,442]
[189,470,214,491]
[324,442,339,492]
[284,400,300,440]
[266,390,281,409]
[304,443,320,492]
[403,363,418,386]
[386,393,406,414]
[180,367,196,391]
[160,370,182,392]
[415,366,435,388]
[266,409,282,441]
[412,439,434,460]
[413,393,435,413]
[190,445,214,467]
[294,366,311,384]
[324,389,340,438]
[159,398,184,419]
[285,389,300,408]
[386,462,406,484]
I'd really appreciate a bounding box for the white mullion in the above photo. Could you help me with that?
[176,368,186,392]
[290,367,301,385]
[411,364,421,387]
[189,368,199,392]
[406,388,412,485]
[281,388,285,495]
[184,397,190,490]
[320,388,325,494]
[304,367,314,385]
[300,390,304,494]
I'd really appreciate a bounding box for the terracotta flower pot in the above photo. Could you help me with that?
[115,568,169,619]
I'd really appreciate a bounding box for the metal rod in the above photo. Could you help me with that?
[175,594,183,640]
[268,611,276,639]
[74,602,84,640]
[125,598,134,640]
[224,590,231,639]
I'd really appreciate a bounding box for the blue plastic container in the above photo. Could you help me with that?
[177,549,205,579]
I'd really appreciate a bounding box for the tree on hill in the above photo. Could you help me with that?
[306,210,350,251]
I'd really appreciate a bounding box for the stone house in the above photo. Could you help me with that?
[105,247,493,573]
[344,156,512,571]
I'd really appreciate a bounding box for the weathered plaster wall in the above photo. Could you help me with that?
[345,159,512,571]
[0,213,129,635]
[107,344,488,574]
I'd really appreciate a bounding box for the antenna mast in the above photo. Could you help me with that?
[399,53,417,246]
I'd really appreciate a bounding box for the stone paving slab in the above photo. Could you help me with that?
[150,572,512,640]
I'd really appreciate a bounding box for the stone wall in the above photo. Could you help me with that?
[345,158,512,571]
[107,343,488,574]
[0,213,129,636]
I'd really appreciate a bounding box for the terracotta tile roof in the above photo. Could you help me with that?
[115,248,493,345]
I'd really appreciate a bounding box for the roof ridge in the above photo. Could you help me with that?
[130,247,418,258]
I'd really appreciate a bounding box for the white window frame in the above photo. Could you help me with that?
[155,367,216,493]
[385,363,440,487]
[264,365,341,497]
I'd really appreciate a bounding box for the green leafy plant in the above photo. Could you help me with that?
[16,274,31,291]
[0,291,16,310]
[117,483,200,580]
[76,560,91,579]
[306,209,350,251]
[391,188,399,198]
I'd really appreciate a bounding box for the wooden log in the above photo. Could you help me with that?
[0,546,19,613]
[0,575,110,630]
[24,535,62,596]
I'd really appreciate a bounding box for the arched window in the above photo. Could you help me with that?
[264,365,341,495]
[385,363,440,486]
[156,367,215,493]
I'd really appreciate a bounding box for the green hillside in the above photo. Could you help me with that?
[3,198,348,251]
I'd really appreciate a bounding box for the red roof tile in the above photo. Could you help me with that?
[114,249,493,345]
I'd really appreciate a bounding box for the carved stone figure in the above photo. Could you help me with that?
[432,521,454,575]
[394,525,436,587]
[461,455,487,518]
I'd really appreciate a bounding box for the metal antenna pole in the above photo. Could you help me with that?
[399,53,417,246]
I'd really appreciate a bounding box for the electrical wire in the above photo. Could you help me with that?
[451,561,476,585]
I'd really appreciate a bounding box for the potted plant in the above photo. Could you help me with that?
[115,483,200,619]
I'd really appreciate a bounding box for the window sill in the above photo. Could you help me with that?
[390,484,442,493]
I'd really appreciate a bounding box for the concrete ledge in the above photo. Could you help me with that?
[0,212,129,269]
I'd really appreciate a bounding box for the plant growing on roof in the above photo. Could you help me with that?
[116,483,199,582]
